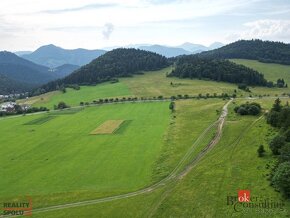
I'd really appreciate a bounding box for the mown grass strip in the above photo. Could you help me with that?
[49,108,83,115]
[115,120,132,134]
[24,116,56,125]
[90,120,125,135]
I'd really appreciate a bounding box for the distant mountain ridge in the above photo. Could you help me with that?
[138,45,191,58]
[0,51,80,94]
[0,51,54,84]
[22,44,106,68]
[137,42,224,57]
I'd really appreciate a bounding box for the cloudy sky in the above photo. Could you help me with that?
[0,0,290,51]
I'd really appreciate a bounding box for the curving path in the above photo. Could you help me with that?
[2,99,232,217]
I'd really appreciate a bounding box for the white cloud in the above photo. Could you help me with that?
[227,19,290,42]
[0,0,289,50]
[102,23,114,39]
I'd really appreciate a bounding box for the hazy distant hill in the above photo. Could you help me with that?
[0,51,54,85]
[177,42,208,53]
[176,42,224,53]
[22,44,106,68]
[38,48,169,93]
[53,64,80,78]
[198,39,290,65]
[208,42,224,50]
[0,51,79,94]
[0,75,34,95]
[139,45,191,57]
[14,51,32,56]
[101,42,224,57]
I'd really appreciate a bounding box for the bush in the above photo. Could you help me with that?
[269,135,286,155]
[237,107,248,115]
[57,102,69,109]
[279,144,290,162]
[257,145,265,157]
[234,102,261,116]
[271,162,290,198]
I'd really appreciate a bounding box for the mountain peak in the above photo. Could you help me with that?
[209,42,224,49]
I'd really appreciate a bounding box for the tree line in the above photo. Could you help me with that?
[198,39,290,65]
[169,56,268,86]
[265,98,290,198]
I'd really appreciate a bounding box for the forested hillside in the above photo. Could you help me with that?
[37,48,169,94]
[0,75,34,94]
[198,39,290,65]
[0,51,54,85]
[170,55,268,86]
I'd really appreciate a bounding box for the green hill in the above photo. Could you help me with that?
[198,39,290,65]
[170,55,268,86]
[36,48,169,94]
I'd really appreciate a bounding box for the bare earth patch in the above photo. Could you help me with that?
[90,120,125,134]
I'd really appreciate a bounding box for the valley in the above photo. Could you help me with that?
[1,39,290,218]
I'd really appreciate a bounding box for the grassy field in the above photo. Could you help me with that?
[0,102,171,206]
[18,67,240,109]
[231,59,290,97]
[121,67,239,97]
[232,59,290,85]
[6,61,290,217]
[0,99,225,213]
[18,82,131,109]
[29,98,290,218]
[19,61,290,109]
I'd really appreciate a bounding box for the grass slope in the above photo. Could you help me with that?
[121,67,238,97]
[0,102,170,208]
[31,99,290,217]
[18,82,131,109]
[232,59,290,96]
[21,99,225,217]
[19,62,290,110]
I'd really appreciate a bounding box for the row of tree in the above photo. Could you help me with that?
[77,93,234,106]
[169,56,268,86]
[266,99,290,198]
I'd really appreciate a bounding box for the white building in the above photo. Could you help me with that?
[0,102,16,112]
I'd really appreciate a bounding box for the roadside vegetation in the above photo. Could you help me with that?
[266,98,290,198]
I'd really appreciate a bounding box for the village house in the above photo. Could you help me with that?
[0,102,16,112]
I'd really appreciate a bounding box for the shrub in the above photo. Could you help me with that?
[257,145,265,157]
[271,162,290,198]
[269,135,286,155]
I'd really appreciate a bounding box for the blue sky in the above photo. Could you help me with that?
[0,0,289,51]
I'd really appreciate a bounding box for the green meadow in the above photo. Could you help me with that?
[5,60,290,217]
[0,99,224,210]
[232,59,290,97]
[18,82,131,109]
[18,67,239,109]
[19,60,290,110]
[29,98,290,218]
[0,102,170,204]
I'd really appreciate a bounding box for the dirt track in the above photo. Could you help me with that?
[2,99,233,217]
